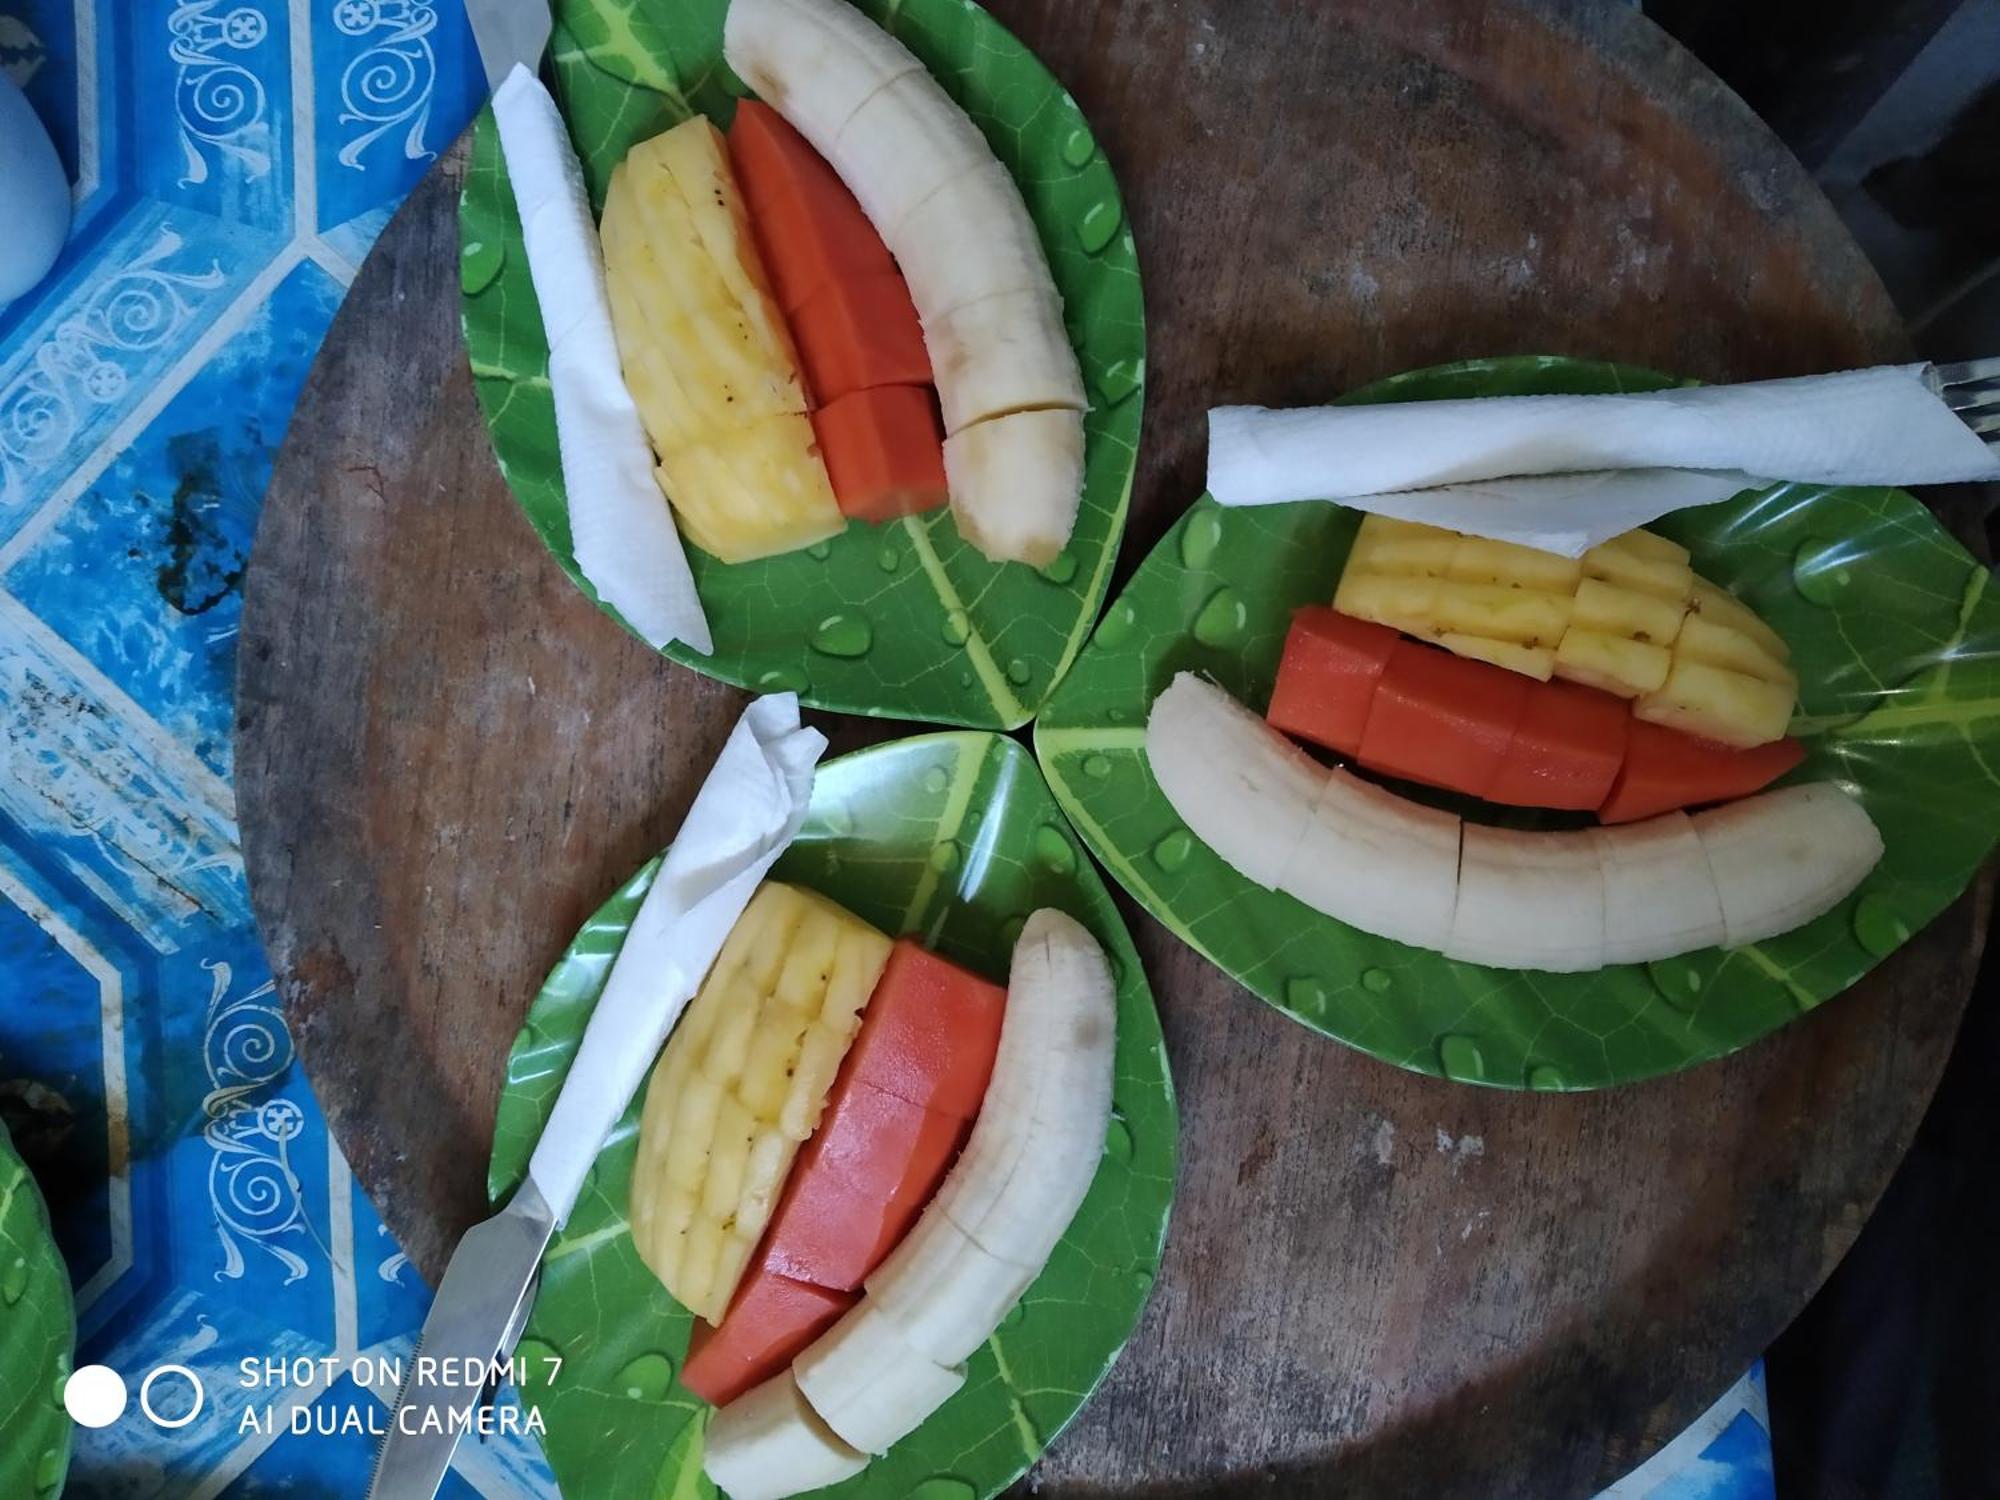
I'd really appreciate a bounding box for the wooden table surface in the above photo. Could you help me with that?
[236,2,1987,1494]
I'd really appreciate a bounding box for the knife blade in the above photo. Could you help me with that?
[364,696,826,1498]
[466,0,551,92]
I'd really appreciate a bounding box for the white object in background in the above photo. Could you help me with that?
[525,691,826,1225]
[1207,362,2000,555]
[0,75,69,306]
[489,63,714,656]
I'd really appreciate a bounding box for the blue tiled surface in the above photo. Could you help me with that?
[0,3,1777,1496]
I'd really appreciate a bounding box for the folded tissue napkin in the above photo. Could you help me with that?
[526,693,825,1225]
[492,63,713,655]
[1207,363,2000,555]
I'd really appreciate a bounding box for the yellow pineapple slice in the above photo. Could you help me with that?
[627,882,893,1323]
[599,118,841,563]
[1553,629,1671,698]
[1638,658,1795,747]
[1344,516,1460,576]
[1570,578,1689,649]
[1581,532,1693,603]
[1676,612,1794,686]
[1333,572,1442,638]
[1447,537,1584,593]
[1688,578,1791,662]
[1437,633,1556,681]
[653,415,843,565]
[1428,580,1571,647]
[635,121,798,375]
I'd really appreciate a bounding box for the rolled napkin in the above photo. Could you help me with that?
[1209,363,2000,555]
[492,64,714,656]
[526,693,825,1225]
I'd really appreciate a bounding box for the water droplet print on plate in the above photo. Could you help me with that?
[810,613,873,658]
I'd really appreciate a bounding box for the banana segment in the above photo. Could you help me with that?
[1592,812,1725,964]
[1146,673,1882,969]
[792,1302,966,1456]
[926,286,1084,435]
[1449,824,1603,972]
[703,1372,868,1500]
[862,1213,1037,1365]
[942,409,1085,569]
[1145,672,1326,887]
[722,0,920,145]
[1691,782,1885,947]
[724,0,1088,565]
[1283,768,1461,952]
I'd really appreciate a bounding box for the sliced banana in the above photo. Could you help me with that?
[1692,781,1884,947]
[703,1370,868,1500]
[723,0,1088,565]
[792,1301,966,1456]
[1146,673,1882,969]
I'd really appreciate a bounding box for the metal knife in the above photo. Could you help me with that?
[365,696,826,1498]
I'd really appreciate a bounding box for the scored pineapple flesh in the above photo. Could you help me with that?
[600,118,843,563]
[1332,515,1798,744]
[627,882,893,1324]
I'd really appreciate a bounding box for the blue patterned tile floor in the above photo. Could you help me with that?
[0,4,1774,1495]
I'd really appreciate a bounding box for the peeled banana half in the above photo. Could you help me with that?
[1146,673,1883,972]
[704,909,1117,1497]
[724,0,1089,566]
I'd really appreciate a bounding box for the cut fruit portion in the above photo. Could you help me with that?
[683,1271,855,1408]
[1280,766,1462,953]
[628,883,891,1322]
[791,272,933,405]
[924,286,1084,435]
[678,938,1004,1404]
[1592,812,1726,965]
[1552,628,1671,699]
[723,0,922,147]
[1692,782,1884,946]
[1486,677,1628,812]
[1266,605,1399,757]
[1599,721,1806,824]
[884,161,1050,318]
[941,408,1084,567]
[1581,529,1693,602]
[703,1369,870,1500]
[862,1212,1036,1366]
[728,98,895,315]
[1331,518,1798,745]
[1147,670,1328,888]
[1449,824,1605,972]
[653,414,845,564]
[812,385,948,524]
[601,118,842,563]
[829,72,996,240]
[794,1301,966,1455]
[1357,638,1530,797]
[1636,653,1796,749]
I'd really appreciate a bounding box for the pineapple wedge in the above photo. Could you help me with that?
[628,882,893,1323]
[601,118,843,563]
[1332,516,1799,743]
[1637,653,1796,747]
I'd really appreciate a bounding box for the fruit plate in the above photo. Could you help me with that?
[488,732,1176,1497]
[1035,355,2000,1092]
[459,0,1143,730]
[0,1118,73,1500]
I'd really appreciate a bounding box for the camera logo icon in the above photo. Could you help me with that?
[64,1364,205,1429]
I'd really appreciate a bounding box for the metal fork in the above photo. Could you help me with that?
[1929,357,2000,440]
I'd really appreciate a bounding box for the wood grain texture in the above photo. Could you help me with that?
[236,2,1987,1494]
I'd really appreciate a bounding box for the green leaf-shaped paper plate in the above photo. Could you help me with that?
[489,733,1175,1497]
[0,1119,73,1499]
[1036,355,2000,1092]
[460,0,1142,729]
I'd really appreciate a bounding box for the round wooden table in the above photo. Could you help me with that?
[237,2,1986,1494]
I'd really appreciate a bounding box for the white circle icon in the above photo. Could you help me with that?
[63,1365,128,1428]
[139,1364,205,1429]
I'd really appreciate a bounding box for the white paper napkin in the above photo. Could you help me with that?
[492,64,713,655]
[1208,363,2000,555]
[526,693,825,1225]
